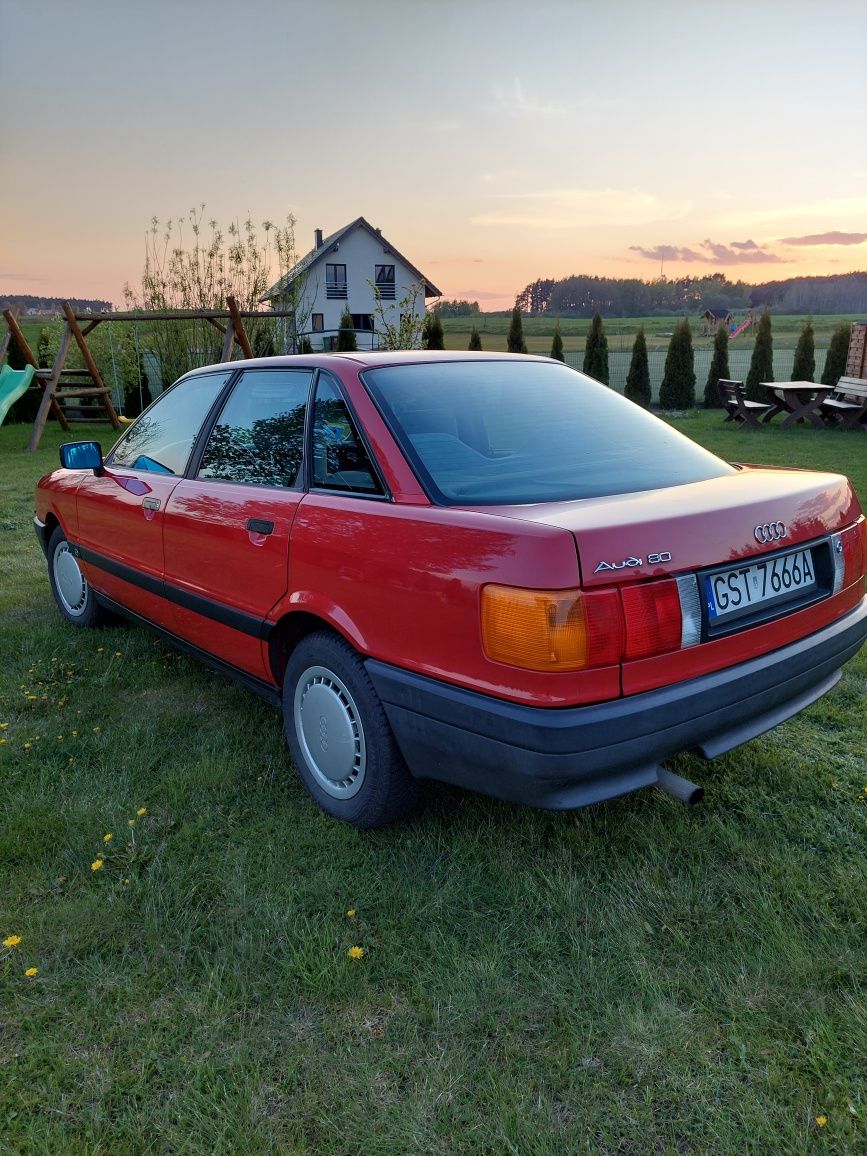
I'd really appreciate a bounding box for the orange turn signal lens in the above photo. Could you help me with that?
[481,585,623,672]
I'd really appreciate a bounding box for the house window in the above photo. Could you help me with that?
[375,264,395,300]
[351,314,374,332]
[311,314,324,332]
[326,264,347,299]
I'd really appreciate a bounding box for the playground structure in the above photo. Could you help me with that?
[0,297,295,451]
[729,316,752,339]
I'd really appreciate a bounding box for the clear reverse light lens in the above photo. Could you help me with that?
[677,574,702,648]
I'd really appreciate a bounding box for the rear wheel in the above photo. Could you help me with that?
[283,632,419,828]
[47,526,107,628]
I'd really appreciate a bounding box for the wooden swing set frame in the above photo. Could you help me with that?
[0,295,296,452]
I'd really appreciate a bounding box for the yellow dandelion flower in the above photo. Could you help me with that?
[136,807,147,816]
[816,1116,827,1127]
[23,742,32,750]
[24,967,38,978]
[103,833,113,844]
[0,738,6,746]
[123,878,129,885]
[346,909,356,919]
[3,935,22,948]
[96,647,104,653]
[91,859,104,872]
[0,722,8,729]
[115,652,123,657]
[71,730,78,737]
[347,946,365,960]
[56,735,63,741]
[128,819,135,826]
[92,726,101,733]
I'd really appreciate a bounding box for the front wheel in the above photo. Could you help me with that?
[47,526,108,628]
[283,632,420,828]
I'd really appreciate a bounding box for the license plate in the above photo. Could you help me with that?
[705,548,817,622]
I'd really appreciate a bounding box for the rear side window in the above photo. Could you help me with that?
[311,374,383,495]
[363,360,735,504]
[198,368,313,488]
[109,372,232,475]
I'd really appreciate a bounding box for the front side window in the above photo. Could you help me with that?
[312,375,382,495]
[108,371,231,475]
[363,360,735,505]
[311,313,324,332]
[198,368,313,488]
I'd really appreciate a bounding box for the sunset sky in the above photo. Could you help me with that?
[2,0,866,310]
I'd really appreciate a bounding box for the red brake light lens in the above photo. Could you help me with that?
[621,578,683,661]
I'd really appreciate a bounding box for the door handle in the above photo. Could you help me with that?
[247,518,274,535]
[142,497,161,511]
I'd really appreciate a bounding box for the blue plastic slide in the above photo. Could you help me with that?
[0,364,36,426]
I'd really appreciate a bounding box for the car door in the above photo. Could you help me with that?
[161,366,314,681]
[74,370,233,625]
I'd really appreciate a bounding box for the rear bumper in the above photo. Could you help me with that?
[366,596,867,809]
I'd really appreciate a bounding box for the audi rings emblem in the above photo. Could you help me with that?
[754,521,788,544]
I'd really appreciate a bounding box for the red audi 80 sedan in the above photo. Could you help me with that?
[35,352,867,827]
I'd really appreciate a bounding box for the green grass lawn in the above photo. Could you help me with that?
[1,415,865,1153]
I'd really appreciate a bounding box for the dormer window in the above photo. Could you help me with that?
[326,264,347,299]
[375,264,395,300]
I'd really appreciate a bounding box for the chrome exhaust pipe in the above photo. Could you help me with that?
[656,767,704,805]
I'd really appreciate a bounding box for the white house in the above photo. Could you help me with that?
[261,216,441,350]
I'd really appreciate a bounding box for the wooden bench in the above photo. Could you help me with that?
[715,379,774,429]
[820,377,867,430]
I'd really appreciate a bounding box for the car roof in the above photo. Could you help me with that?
[186,350,553,377]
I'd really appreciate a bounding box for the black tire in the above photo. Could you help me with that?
[46,526,108,628]
[282,631,420,828]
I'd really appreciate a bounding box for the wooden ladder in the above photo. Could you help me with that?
[1,303,122,451]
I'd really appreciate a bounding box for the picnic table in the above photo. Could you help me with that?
[761,381,832,429]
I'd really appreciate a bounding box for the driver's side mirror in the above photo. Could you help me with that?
[59,440,104,474]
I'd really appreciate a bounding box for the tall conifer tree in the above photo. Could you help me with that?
[468,327,482,351]
[704,324,730,407]
[659,318,696,409]
[624,327,651,407]
[821,322,851,385]
[582,312,609,384]
[745,312,773,402]
[550,323,565,362]
[336,308,357,351]
[791,319,815,382]
[507,306,528,354]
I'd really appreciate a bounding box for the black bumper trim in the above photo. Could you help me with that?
[33,516,50,558]
[366,596,867,810]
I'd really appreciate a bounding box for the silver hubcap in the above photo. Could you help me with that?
[53,543,88,616]
[294,665,366,799]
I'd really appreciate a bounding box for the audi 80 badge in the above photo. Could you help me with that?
[34,353,867,827]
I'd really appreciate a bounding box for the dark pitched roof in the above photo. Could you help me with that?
[262,216,442,301]
[703,308,733,319]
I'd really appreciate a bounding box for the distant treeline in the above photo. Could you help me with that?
[430,298,482,317]
[0,294,113,314]
[514,272,867,317]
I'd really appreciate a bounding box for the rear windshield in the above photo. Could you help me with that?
[363,360,735,505]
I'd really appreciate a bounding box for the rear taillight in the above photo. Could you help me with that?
[619,575,702,661]
[481,585,623,671]
[831,520,866,594]
[481,575,704,672]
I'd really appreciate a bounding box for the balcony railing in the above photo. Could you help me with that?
[326,282,348,299]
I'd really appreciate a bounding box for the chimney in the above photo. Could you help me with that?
[314,228,323,249]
